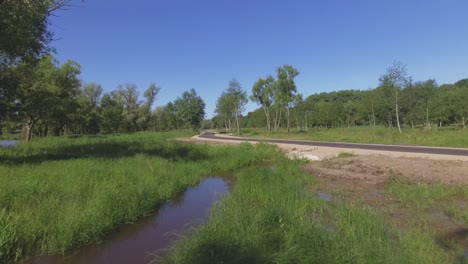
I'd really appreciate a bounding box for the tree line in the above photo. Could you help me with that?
[212,62,468,133]
[1,1,467,140]
[0,54,207,140]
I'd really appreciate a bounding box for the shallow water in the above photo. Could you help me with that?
[27,177,229,264]
[0,140,17,147]
[318,192,333,201]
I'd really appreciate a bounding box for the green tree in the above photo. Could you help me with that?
[275,65,300,133]
[100,92,123,133]
[226,79,248,136]
[79,82,103,134]
[116,83,140,132]
[251,75,275,130]
[0,0,70,71]
[379,61,410,133]
[137,83,161,131]
[173,89,206,130]
[215,92,234,132]
[15,55,81,140]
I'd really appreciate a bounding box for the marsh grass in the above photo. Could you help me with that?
[165,158,451,264]
[387,176,468,209]
[1,132,460,263]
[239,126,468,148]
[337,152,355,158]
[0,132,280,263]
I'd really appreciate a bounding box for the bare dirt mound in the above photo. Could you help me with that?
[307,155,468,185]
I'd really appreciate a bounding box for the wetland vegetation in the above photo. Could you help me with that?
[1,132,465,263]
[0,132,276,262]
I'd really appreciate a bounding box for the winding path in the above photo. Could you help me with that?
[199,132,468,157]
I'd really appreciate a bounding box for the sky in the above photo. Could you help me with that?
[49,0,468,118]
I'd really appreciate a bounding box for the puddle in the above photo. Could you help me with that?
[318,192,333,201]
[0,140,17,147]
[26,177,229,264]
[431,211,450,221]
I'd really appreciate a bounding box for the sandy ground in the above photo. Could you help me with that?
[183,133,468,185]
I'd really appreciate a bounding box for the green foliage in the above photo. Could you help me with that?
[0,132,277,262]
[165,157,450,263]
[215,79,248,135]
[0,0,68,70]
[240,126,468,148]
[387,179,468,210]
[171,89,206,130]
[337,152,355,158]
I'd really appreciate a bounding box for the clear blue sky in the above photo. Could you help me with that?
[50,0,468,118]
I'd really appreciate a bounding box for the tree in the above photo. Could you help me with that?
[116,83,140,132]
[173,89,206,130]
[138,83,161,130]
[0,0,71,70]
[226,79,248,136]
[80,83,103,134]
[82,83,103,108]
[415,79,437,127]
[15,55,81,140]
[251,76,275,130]
[100,92,123,133]
[275,65,300,133]
[215,92,234,132]
[379,61,410,134]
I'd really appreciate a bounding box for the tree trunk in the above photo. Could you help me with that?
[395,92,402,134]
[263,107,271,131]
[463,116,466,129]
[274,110,279,132]
[236,109,240,136]
[371,102,376,128]
[426,105,430,127]
[287,107,290,134]
[278,109,282,129]
[26,118,36,141]
[304,116,307,131]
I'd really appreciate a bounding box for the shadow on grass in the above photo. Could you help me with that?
[164,240,268,264]
[436,227,468,263]
[0,141,208,165]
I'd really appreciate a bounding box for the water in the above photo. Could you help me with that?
[27,178,229,264]
[0,140,17,147]
[318,192,333,201]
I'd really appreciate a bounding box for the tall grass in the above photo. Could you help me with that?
[0,132,458,263]
[0,132,279,263]
[240,126,468,148]
[165,158,451,264]
[387,177,468,223]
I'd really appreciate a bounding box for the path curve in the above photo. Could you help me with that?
[199,132,468,157]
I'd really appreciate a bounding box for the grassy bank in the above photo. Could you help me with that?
[0,132,278,263]
[165,157,453,263]
[238,126,468,148]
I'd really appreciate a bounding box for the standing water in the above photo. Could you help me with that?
[0,140,17,147]
[27,178,229,264]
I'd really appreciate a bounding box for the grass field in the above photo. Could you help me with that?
[0,132,278,263]
[237,126,468,148]
[0,132,462,263]
[165,158,454,264]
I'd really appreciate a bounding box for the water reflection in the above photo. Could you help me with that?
[27,178,229,264]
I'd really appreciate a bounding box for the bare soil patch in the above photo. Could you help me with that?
[306,155,468,260]
[307,155,468,185]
